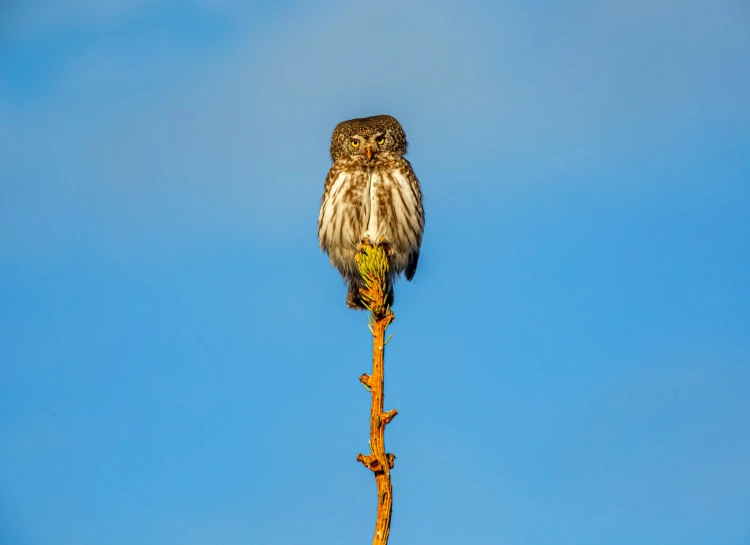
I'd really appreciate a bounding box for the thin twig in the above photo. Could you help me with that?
[355,243,397,545]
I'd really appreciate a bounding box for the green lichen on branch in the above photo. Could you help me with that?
[355,243,391,320]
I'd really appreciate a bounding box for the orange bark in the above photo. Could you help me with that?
[355,245,397,545]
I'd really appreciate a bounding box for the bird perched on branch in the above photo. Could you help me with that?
[318,114,425,309]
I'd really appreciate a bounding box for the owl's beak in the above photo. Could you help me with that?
[364,146,374,161]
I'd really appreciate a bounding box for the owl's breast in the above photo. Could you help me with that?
[363,168,387,242]
[366,167,417,247]
[331,166,383,238]
[319,160,423,278]
[318,167,369,251]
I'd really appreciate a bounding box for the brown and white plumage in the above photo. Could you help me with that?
[318,114,425,309]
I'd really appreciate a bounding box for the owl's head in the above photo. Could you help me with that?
[330,114,408,162]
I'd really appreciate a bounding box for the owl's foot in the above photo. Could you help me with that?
[377,237,393,257]
[356,236,373,254]
[356,237,392,257]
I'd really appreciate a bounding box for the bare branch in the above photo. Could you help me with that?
[355,243,397,545]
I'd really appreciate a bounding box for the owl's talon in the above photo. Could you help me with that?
[378,238,393,257]
[357,236,373,253]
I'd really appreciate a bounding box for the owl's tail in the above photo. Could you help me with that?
[345,283,366,310]
[345,278,394,311]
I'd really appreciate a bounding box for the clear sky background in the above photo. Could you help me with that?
[1,1,749,544]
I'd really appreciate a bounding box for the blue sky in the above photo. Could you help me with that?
[1,1,749,544]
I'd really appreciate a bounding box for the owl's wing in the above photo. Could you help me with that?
[318,167,345,244]
[395,159,424,282]
[318,166,365,254]
[404,250,419,281]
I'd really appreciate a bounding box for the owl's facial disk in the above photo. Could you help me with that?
[349,133,386,162]
[330,115,406,161]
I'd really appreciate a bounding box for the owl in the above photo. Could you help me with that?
[318,114,425,309]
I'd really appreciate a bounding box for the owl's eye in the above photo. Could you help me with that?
[350,139,359,148]
[376,136,385,145]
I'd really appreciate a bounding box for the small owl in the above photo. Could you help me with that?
[318,114,425,309]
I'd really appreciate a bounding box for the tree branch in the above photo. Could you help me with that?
[355,243,397,545]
